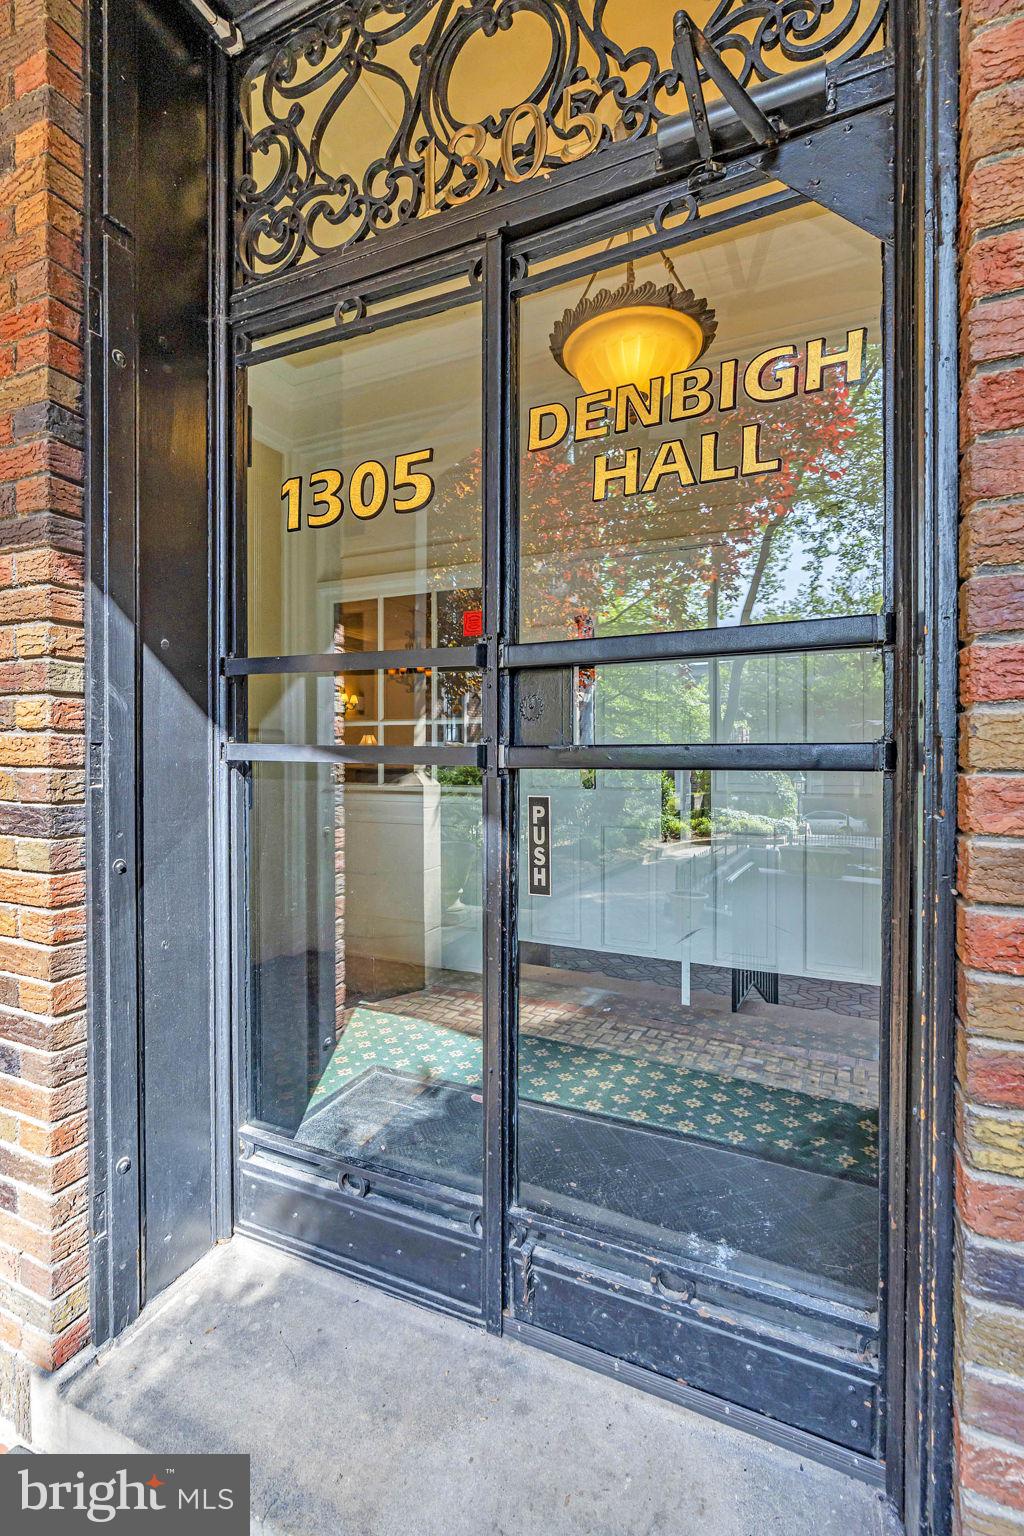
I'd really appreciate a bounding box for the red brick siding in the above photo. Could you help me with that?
[0,0,87,1440]
[958,0,1024,1529]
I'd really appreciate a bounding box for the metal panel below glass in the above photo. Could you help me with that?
[508,1235,878,1454]
[237,1150,483,1317]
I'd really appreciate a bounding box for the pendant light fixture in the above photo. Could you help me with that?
[550,241,717,396]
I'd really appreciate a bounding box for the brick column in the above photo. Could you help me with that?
[0,0,88,1440]
[957,2,1024,1530]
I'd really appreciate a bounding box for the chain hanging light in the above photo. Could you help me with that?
[550,241,717,395]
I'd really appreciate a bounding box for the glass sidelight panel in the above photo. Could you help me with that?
[517,201,884,643]
[249,760,484,1190]
[516,767,882,1313]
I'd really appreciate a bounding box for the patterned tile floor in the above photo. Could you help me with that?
[362,962,880,1110]
[305,1009,877,1179]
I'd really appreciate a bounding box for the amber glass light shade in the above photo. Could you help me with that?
[561,304,708,394]
[550,278,717,395]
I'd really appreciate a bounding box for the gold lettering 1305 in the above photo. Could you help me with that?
[281,450,434,532]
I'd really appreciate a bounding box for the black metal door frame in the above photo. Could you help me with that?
[226,87,898,1467]
[494,162,898,1470]
[85,4,961,1527]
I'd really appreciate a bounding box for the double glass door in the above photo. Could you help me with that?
[230,186,890,1454]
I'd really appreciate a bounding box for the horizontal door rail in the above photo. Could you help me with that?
[239,279,482,369]
[508,1206,878,1335]
[225,742,485,768]
[225,645,486,677]
[507,741,892,772]
[512,186,805,299]
[503,614,890,672]
[241,1123,484,1218]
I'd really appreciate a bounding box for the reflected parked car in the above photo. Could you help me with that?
[802,810,872,836]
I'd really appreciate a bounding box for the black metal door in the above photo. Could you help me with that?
[224,95,899,1460]
[230,247,494,1317]
[495,181,895,1457]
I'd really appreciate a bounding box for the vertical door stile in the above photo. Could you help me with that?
[482,232,511,1331]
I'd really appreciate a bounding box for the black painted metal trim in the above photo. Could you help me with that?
[894,0,959,1525]
[210,43,236,1248]
[241,1122,482,1216]
[508,1204,877,1335]
[481,232,511,1333]
[504,1317,887,1487]
[225,742,485,767]
[507,742,890,773]
[225,645,485,676]
[239,270,482,366]
[504,614,890,671]
[86,0,145,1345]
[237,1153,484,1317]
[876,224,905,1474]
[510,182,805,298]
[513,1245,877,1452]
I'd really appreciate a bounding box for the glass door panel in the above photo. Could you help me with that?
[240,282,486,1235]
[515,765,882,1312]
[250,760,484,1193]
[516,199,885,643]
[507,196,890,1450]
[246,299,483,657]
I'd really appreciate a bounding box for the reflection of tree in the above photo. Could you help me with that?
[429,352,883,839]
[430,352,883,659]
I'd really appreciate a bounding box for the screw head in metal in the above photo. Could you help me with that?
[111,348,127,369]
[112,857,127,875]
[115,1156,132,1175]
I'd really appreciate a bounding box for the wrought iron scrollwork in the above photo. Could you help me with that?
[236,0,888,279]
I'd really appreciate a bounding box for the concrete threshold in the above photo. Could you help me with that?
[32,1236,899,1536]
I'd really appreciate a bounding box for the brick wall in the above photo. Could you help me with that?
[957,0,1024,1531]
[0,0,88,1440]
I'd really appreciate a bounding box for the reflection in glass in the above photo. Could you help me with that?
[517,202,885,642]
[246,301,482,658]
[247,588,484,753]
[516,769,882,1317]
[246,669,483,755]
[250,763,484,1189]
[584,649,883,745]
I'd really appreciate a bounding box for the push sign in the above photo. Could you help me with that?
[527,796,551,896]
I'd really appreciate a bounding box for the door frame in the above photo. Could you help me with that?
[85,3,960,1529]
[224,94,901,1471]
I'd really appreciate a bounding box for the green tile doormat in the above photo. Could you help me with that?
[304,1007,878,1183]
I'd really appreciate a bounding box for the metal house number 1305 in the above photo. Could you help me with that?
[422,79,603,213]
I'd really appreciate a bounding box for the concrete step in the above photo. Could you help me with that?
[32,1236,899,1536]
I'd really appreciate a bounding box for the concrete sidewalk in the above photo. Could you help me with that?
[32,1236,898,1536]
